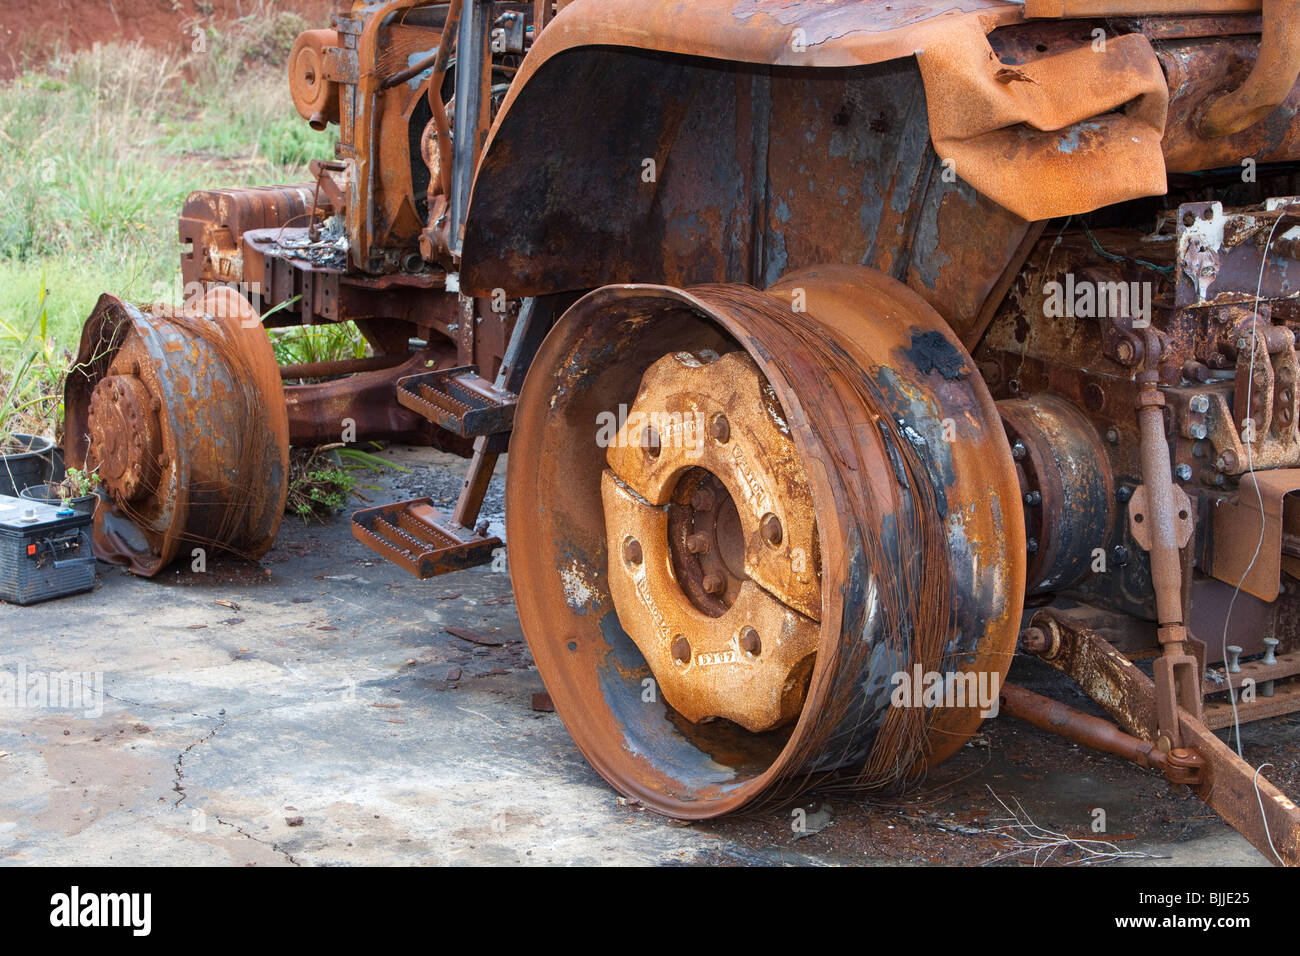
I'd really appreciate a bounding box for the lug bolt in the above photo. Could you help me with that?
[1226,644,1242,673]
[671,636,691,665]
[710,414,730,443]
[1174,464,1192,482]
[760,513,783,546]
[702,572,725,595]
[623,538,643,566]
[686,533,711,555]
[740,626,761,657]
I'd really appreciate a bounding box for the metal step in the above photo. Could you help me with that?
[351,497,501,578]
[395,365,516,437]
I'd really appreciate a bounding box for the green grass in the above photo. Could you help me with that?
[0,9,341,440]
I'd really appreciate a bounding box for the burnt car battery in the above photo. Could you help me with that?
[0,493,96,605]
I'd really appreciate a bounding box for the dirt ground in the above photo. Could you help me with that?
[0,0,337,77]
[1,445,1295,866]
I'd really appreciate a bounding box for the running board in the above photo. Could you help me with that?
[351,498,501,578]
[395,365,516,437]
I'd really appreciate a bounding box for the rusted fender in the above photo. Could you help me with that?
[474,0,1169,223]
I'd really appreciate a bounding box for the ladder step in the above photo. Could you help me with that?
[352,497,501,578]
[396,365,516,437]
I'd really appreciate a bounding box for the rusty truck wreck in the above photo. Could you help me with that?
[64,0,1300,863]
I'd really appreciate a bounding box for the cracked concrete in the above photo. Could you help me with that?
[0,446,1294,865]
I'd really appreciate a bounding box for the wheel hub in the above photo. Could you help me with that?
[600,349,821,732]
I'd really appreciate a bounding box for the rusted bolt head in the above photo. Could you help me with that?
[690,487,715,512]
[1189,394,1210,414]
[671,636,691,664]
[1190,423,1208,440]
[1115,340,1135,364]
[1105,429,1119,445]
[702,572,725,595]
[1117,485,1133,502]
[1019,626,1047,654]
[623,537,643,566]
[710,413,730,443]
[686,533,711,555]
[760,513,783,546]
[1174,464,1192,482]
[740,626,761,657]
[1024,490,1042,507]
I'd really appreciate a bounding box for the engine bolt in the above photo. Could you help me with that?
[686,533,711,555]
[710,414,730,443]
[671,636,691,665]
[623,538,643,566]
[761,513,783,546]
[740,626,761,657]
[703,572,725,595]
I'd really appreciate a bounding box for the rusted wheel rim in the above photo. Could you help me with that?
[507,265,1025,817]
[65,288,289,576]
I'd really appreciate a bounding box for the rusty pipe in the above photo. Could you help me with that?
[1000,682,1167,770]
[1198,0,1300,138]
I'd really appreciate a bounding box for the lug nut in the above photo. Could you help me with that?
[671,636,691,664]
[710,414,730,443]
[703,572,725,595]
[623,537,643,566]
[760,513,783,546]
[740,626,761,657]
[686,533,711,555]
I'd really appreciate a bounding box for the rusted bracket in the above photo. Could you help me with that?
[1019,609,1300,864]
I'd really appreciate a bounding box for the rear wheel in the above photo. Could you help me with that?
[507,265,1025,817]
